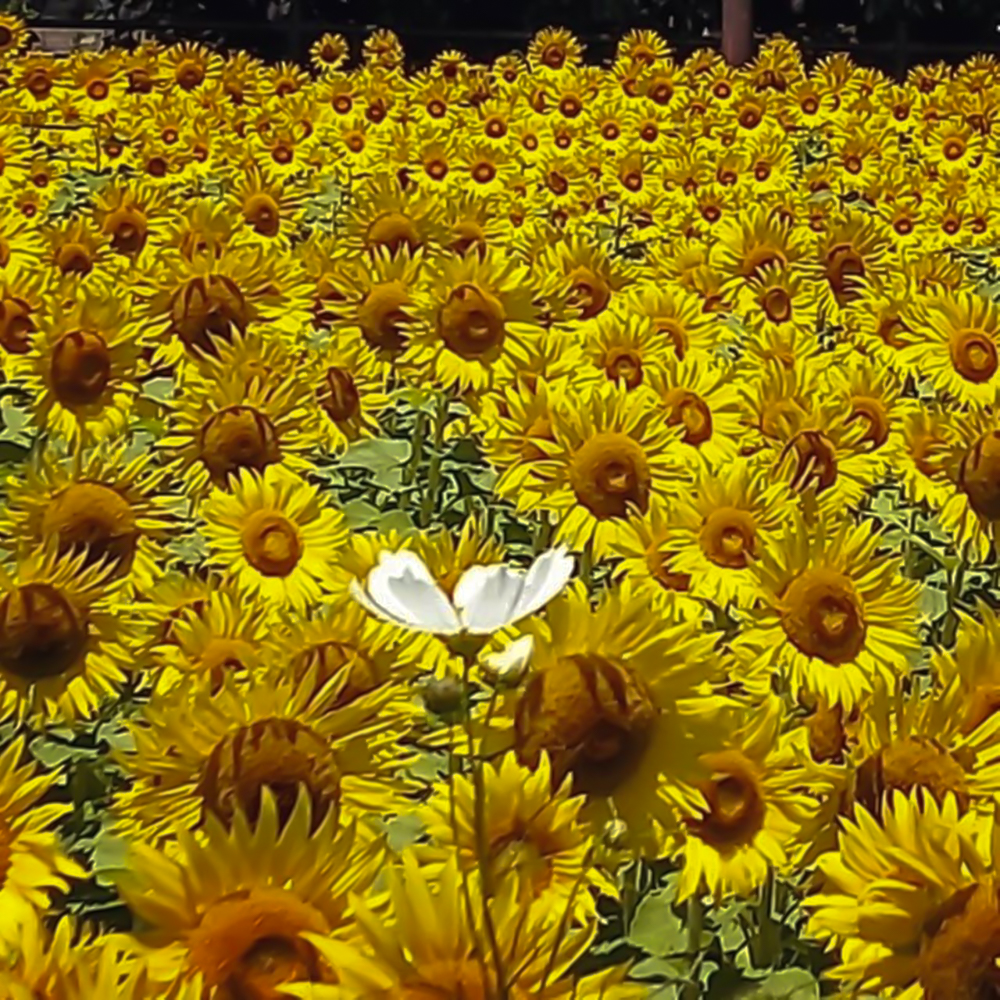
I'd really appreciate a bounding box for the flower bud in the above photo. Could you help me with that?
[480,635,534,690]
[419,675,466,719]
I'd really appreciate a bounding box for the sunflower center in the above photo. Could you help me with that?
[197,639,258,690]
[848,395,891,450]
[950,328,998,384]
[514,654,658,797]
[961,684,1000,737]
[170,275,250,357]
[566,265,611,319]
[0,296,34,354]
[188,888,328,996]
[825,244,866,302]
[919,882,1000,1000]
[400,960,493,1000]
[856,737,970,816]
[199,406,281,487]
[437,282,506,359]
[569,432,651,520]
[780,568,867,665]
[0,583,87,682]
[0,25,13,48]
[242,511,302,577]
[198,719,342,831]
[541,44,566,69]
[784,429,838,494]
[450,220,486,257]
[244,193,281,238]
[317,367,360,423]
[364,212,419,255]
[687,751,766,850]
[41,482,139,573]
[806,702,848,763]
[700,507,757,569]
[25,68,53,100]
[176,60,205,90]
[662,388,713,446]
[960,431,1000,521]
[56,242,93,276]
[656,319,689,359]
[105,206,148,254]
[741,245,785,282]
[604,347,644,389]
[358,280,411,354]
[50,330,111,407]
[761,287,792,323]
[943,137,966,161]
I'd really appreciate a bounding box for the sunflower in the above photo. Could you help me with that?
[161,40,223,93]
[160,371,310,497]
[92,179,172,259]
[227,163,305,249]
[0,738,85,945]
[417,751,610,919]
[574,310,672,395]
[898,400,955,510]
[0,547,135,724]
[514,383,689,559]
[903,289,1000,406]
[0,13,29,57]
[0,271,50,363]
[527,27,585,72]
[735,513,920,710]
[644,354,745,470]
[402,249,543,394]
[342,174,448,257]
[658,459,791,607]
[623,279,722,361]
[804,790,1000,1000]
[113,664,413,847]
[841,273,920,370]
[200,466,347,612]
[115,788,382,997]
[664,697,823,902]
[310,33,349,73]
[499,581,726,856]
[0,444,178,592]
[535,236,638,325]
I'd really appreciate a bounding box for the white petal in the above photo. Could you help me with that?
[511,546,575,621]
[358,550,462,634]
[453,563,526,633]
[480,634,534,687]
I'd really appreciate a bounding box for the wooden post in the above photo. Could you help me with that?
[722,0,754,66]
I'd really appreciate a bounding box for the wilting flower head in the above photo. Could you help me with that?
[350,546,574,635]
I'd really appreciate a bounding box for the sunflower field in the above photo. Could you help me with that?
[6,9,1000,999]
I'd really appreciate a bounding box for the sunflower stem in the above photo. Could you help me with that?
[403,407,428,494]
[580,538,594,594]
[753,869,781,969]
[420,392,450,528]
[682,894,704,1000]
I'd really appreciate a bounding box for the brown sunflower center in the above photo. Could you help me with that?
[919,882,1000,1000]
[806,702,848,764]
[569,432,651,520]
[0,583,87,682]
[25,68,53,100]
[960,431,1000,521]
[514,653,658,797]
[41,482,139,574]
[950,328,998,384]
[783,429,838,495]
[50,330,111,407]
[0,296,35,354]
[104,206,148,254]
[604,347,643,389]
[358,280,411,354]
[175,60,205,90]
[450,220,487,257]
[437,282,506,359]
[188,888,328,997]
[687,750,766,850]
[86,78,109,101]
[365,212,419,255]
[856,737,971,816]
[780,568,867,665]
[170,275,250,357]
[242,511,302,577]
[317,367,360,423]
[199,406,281,487]
[662,388,713,446]
[541,44,566,69]
[943,137,966,161]
[761,287,792,323]
[198,719,342,831]
[566,265,611,319]
[825,244,866,302]
[56,242,93,276]
[244,193,281,238]
[700,507,757,569]
[848,395,891,450]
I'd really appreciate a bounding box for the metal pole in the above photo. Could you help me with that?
[722,0,754,65]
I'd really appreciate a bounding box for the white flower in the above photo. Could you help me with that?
[350,547,574,635]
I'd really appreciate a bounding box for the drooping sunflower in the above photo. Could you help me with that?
[622,279,723,361]
[402,249,544,394]
[199,466,347,612]
[735,513,921,710]
[115,788,383,998]
[898,400,956,510]
[514,383,690,559]
[0,738,85,945]
[0,444,178,592]
[113,666,413,845]
[663,697,824,902]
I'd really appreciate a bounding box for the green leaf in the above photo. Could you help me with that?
[385,812,426,852]
[743,969,819,999]
[140,377,176,403]
[29,736,79,768]
[629,956,690,982]
[340,498,383,529]
[626,889,686,957]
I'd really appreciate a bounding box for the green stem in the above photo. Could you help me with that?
[753,871,781,969]
[420,393,450,528]
[621,861,640,934]
[403,409,427,491]
[580,538,594,594]
[681,895,704,1000]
